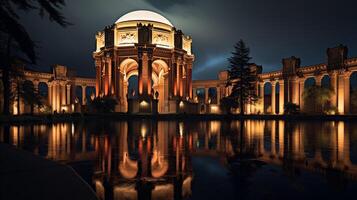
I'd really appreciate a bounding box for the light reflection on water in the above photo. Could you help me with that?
[1,120,357,200]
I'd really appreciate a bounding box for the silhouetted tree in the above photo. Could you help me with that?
[350,89,357,113]
[21,81,43,114]
[0,0,70,115]
[90,96,118,113]
[302,85,333,113]
[226,40,258,115]
[284,102,300,115]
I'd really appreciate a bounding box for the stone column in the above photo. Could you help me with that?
[178,62,183,97]
[188,66,193,99]
[259,82,264,113]
[147,52,153,96]
[95,61,101,97]
[217,87,221,105]
[292,77,299,105]
[48,82,52,107]
[104,61,109,95]
[299,79,304,111]
[138,52,143,95]
[279,80,284,114]
[344,73,351,114]
[172,62,177,97]
[271,82,276,114]
[56,83,60,112]
[66,84,71,105]
[205,88,209,103]
[33,81,39,114]
[330,71,338,109]
[316,75,322,86]
[193,88,197,101]
[61,83,66,107]
[107,59,112,95]
[52,82,57,112]
[82,85,86,105]
[337,72,345,114]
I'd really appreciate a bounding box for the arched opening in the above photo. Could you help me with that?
[119,58,139,112]
[127,75,139,99]
[22,80,35,114]
[304,77,316,88]
[208,87,217,104]
[75,86,83,104]
[38,82,49,111]
[196,88,205,103]
[38,82,48,97]
[152,59,169,113]
[350,72,357,113]
[321,75,331,89]
[264,82,272,113]
[275,83,280,114]
[85,86,96,104]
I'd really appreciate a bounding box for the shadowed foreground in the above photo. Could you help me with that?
[0,144,98,200]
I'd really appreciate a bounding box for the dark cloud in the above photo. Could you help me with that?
[17,0,357,80]
[144,0,190,10]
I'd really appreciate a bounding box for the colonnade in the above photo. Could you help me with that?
[9,65,96,114]
[259,70,355,114]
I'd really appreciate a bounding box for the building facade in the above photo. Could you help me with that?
[93,10,194,113]
[3,11,357,115]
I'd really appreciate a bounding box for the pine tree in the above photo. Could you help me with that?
[226,40,258,115]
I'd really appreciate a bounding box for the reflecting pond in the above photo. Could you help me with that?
[1,120,357,200]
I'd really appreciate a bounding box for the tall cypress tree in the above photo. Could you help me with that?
[226,40,258,115]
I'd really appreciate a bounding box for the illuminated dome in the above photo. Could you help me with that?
[115,10,173,27]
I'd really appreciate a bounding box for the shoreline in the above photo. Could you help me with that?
[1,112,357,124]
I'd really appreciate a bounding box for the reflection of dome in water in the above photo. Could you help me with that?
[115,10,174,27]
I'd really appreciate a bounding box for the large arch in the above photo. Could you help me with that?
[264,82,272,114]
[321,75,331,88]
[208,88,217,104]
[119,58,139,112]
[274,83,280,114]
[152,59,169,113]
[304,77,316,88]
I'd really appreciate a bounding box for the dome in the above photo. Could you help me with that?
[115,10,173,27]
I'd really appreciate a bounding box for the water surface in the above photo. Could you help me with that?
[1,120,357,200]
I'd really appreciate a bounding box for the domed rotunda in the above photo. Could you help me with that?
[93,10,194,114]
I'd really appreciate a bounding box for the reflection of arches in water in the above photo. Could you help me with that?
[114,184,137,200]
[118,122,138,179]
[151,184,174,200]
[151,121,169,178]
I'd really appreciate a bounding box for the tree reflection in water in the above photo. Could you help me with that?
[1,120,357,199]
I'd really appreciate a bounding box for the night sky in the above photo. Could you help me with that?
[19,0,357,80]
